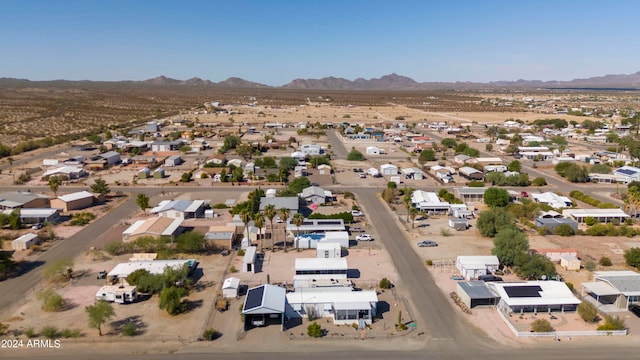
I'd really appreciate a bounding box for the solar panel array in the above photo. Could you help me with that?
[244,286,265,310]
[503,285,542,298]
[616,168,637,176]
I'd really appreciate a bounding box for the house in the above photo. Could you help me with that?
[107,259,197,279]
[454,187,487,203]
[222,277,241,299]
[531,248,578,262]
[366,146,381,155]
[0,191,50,210]
[300,186,330,205]
[483,165,507,173]
[454,154,473,165]
[455,255,500,280]
[562,208,630,224]
[286,219,346,234]
[531,192,573,209]
[317,164,331,175]
[242,246,257,273]
[472,157,504,165]
[208,153,226,165]
[582,271,640,311]
[411,190,450,214]
[205,225,238,249]
[242,284,286,330]
[42,165,87,180]
[489,281,580,313]
[612,166,640,183]
[95,285,137,304]
[294,258,348,287]
[194,167,227,180]
[294,231,349,249]
[3,208,61,225]
[50,191,95,212]
[458,166,484,181]
[286,288,378,325]
[379,164,398,176]
[259,197,299,216]
[300,144,322,156]
[150,199,207,219]
[227,158,244,168]
[316,242,341,258]
[99,151,121,166]
[122,217,184,242]
[165,155,184,167]
[12,233,39,251]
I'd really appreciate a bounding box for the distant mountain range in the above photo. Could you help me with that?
[3,71,640,90]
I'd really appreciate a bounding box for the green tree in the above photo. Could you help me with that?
[624,248,640,268]
[515,253,557,280]
[346,147,365,161]
[36,289,65,312]
[85,300,115,336]
[476,208,515,237]
[507,160,522,172]
[288,177,311,194]
[8,209,21,230]
[531,319,554,332]
[492,228,529,266]
[418,149,436,164]
[441,138,457,148]
[590,163,612,174]
[263,204,277,252]
[222,135,241,151]
[90,178,110,196]
[532,177,547,186]
[292,213,305,249]
[0,252,16,280]
[159,287,189,315]
[408,207,418,229]
[485,144,493,151]
[48,176,61,197]
[554,224,575,236]
[176,232,205,253]
[483,187,510,208]
[278,208,290,252]
[43,258,74,282]
[279,157,298,171]
[181,172,192,183]
[136,193,149,213]
[577,301,599,323]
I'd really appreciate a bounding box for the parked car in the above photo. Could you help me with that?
[275,216,284,223]
[356,234,374,241]
[31,223,43,230]
[351,210,364,217]
[97,270,108,280]
[520,191,529,197]
[478,274,503,282]
[417,240,438,247]
[349,226,365,232]
[359,173,366,178]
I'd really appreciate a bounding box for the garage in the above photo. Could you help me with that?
[242,284,286,331]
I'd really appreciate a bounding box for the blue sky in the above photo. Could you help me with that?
[1,0,637,85]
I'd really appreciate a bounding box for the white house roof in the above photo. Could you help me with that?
[380,163,398,170]
[3,208,59,218]
[223,277,240,290]
[286,220,345,232]
[286,289,378,308]
[531,192,572,209]
[243,246,257,264]
[295,258,348,271]
[458,166,483,176]
[562,208,629,219]
[488,281,580,307]
[150,199,207,214]
[122,217,183,237]
[56,191,93,203]
[107,259,192,278]
[242,284,286,314]
[456,256,499,270]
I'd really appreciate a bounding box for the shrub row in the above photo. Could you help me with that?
[569,190,619,209]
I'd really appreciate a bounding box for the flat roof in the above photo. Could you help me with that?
[458,281,499,299]
[488,281,580,307]
[107,259,192,278]
[582,282,621,296]
[123,217,183,237]
[295,258,348,271]
[593,271,640,295]
[455,187,487,195]
[14,233,38,243]
[286,289,377,306]
[56,191,93,203]
[562,208,629,218]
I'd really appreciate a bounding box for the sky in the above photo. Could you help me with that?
[1,0,638,86]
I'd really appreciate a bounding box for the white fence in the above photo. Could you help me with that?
[497,308,627,337]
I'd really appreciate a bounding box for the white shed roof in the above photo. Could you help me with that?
[56,191,93,203]
[286,289,377,307]
[223,277,240,290]
[295,258,348,271]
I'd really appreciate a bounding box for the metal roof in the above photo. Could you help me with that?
[295,258,348,271]
[107,259,192,278]
[458,281,499,299]
[259,197,299,211]
[150,199,206,214]
[242,284,286,314]
[594,271,640,295]
[222,277,240,290]
[286,289,377,308]
[56,191,93,203]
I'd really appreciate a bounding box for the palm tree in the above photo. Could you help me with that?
[277,208,290,252]
[254,213,265,252]
[48,176,61,198]
[292,213,305,251]
[408,207,419,229]
[240,211,252,247]
[263,204,276,252]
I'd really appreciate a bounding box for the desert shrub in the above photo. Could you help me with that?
[237,249,245,256]
[0,322,8,336]
[379,278,392,289]
[554,224,574,236]
[532,177,547,186]
[202,328,219,341]
[343,191,354,200]
[346,148,365,161]
[584,259,596,271]
[212,203,229,209]
[23,327,36,338]
[307,322,323,337]
[40,325,59,339]
[578,302,599,323]
[599,256,613,266]
[597,315,626,331]
[426,259,433,266]
[36,289,65,312]
[531,319,554,332]
[159,287,189,315]
[440,228,453,237]
[69,212,97,226]
[229,265,237,273]
[624,248,640,268]
[565,282,574,292]
[121,323,136,336]
[104,241,124,256]
[60,328,82,338]
[584,217,596,226]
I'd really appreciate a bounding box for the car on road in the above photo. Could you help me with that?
[417,240,438,247]
[351,210,364,217]
[359,173,366,178]
[356,234,374,241]
[349,226,365,232]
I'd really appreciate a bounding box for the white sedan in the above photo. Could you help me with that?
[356,234,374,241]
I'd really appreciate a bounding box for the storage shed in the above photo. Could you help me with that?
[379,163,398,176]
[560,255,581,271]
[12,233,39,250]
[242,246,257,273]
[222,277,241,299]
[455,255,500,280]
[316,242,342,258]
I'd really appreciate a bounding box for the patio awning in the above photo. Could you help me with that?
[333,302,371,310]
[583,282,620,296]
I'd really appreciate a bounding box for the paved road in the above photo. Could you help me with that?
[327,130,349,159]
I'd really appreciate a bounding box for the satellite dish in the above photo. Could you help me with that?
[541,275,547,280]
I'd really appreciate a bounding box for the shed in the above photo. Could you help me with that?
[456,281,499,308]
[12,233,39,250]
[242,246,257,273]
[366,146,380,155]
[455,255,500,280]
[560,255,581,271]
[50,191,95,212]
[153,168,165,179]
[165,155,184,167]
[242,284,286,330]
[379,163,398,176]
[222,277,241,299]
[316,242,342,258]
[458,166,484,180]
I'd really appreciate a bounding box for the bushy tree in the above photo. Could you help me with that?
[418,149,436,164]
[36,289,65,312]
[578,302,599,323]
[307,322,323,338]
[492,228,529,266]
[279,156,298,171]
[159,287,189,315]
[379,278,392,289]
[483,187,510,208]
[346,147,365,161]
[85,301,114,336]
[176,232,205,253]
[441,138,457,148]
[532,177,547,186]
[515,253,556,280]
[90,178,110,196]
[288,177,311,193]
[477,208,515,237]
[554,224,575,236]
[136,193,149,212]
[43,258,74,282]
[507,160,522,172]
[624,248,640,268]
[531,319,554,332]
[8,209,21,230]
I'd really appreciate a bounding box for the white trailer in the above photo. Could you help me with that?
[95,285,137,304]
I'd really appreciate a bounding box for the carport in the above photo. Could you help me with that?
[582,281,621,310]
[242,284,286,331]
[456,281,499,308]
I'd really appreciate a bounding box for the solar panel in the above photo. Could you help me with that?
[244,286,264,310]
[616,169,636,176]
[503,285,542,298]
